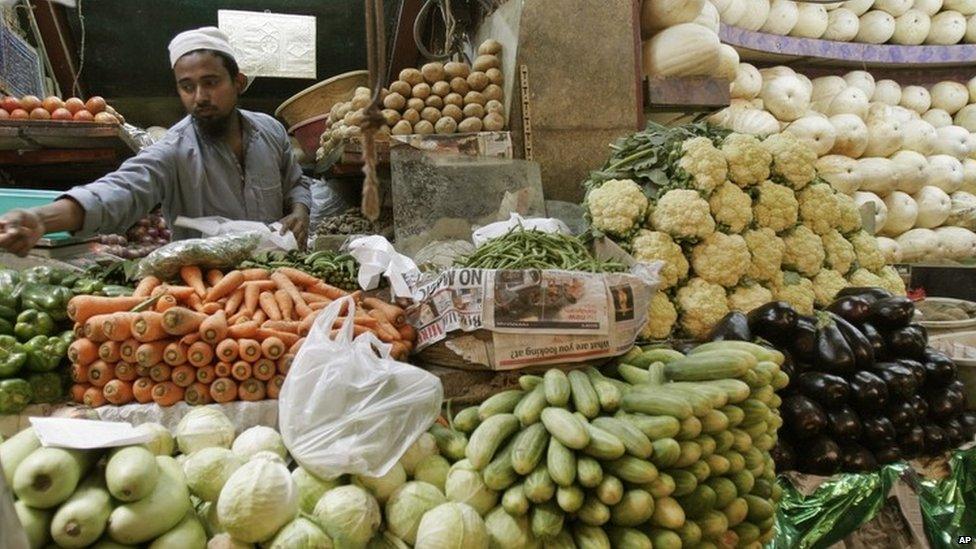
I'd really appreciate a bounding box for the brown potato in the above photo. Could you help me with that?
[407,98,426,112]
[432,81,452,97]
[458,117,483,133]
[462,103,485,119]
[426,95,445,109]
[421,62,446,84]
[450,77,470,95]
[485,100,504,115]
[383,92,406,111]
[483,84,503,102]
[350,94,371,110]
[444,61,471,79]
[467,72,489,92]
[486,68,504,86]
[412,83,432,100]
[391,120,413,135]
[478,39,502,55]
[483,112,505,131]
[402,108,421,124]
[399,68,424,86]
[442,104,464,122]
[435,116,458,134]
[381,109,401,126]
[390,80,412,96]
[464,91,487,106]
[473,55,500,72]
[444,93,464,107]
[414,120,434,135]
[421,106,442,124]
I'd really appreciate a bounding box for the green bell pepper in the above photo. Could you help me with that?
[0,378,32,414]
[21,266,54,285]
[0,335,27,378]
[71,278,104,296]
[59,330,75,345]
[27,372,62,403]
[24,335,67,373]
[101,285,134,297]
[0,304,17,321]
[20,284,72,322]
[14,310,55,342]
[0,269,20,287]
[0,318,13,337]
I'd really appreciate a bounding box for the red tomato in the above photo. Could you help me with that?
[29,107,51,120]
[9,108,29,119]
[41,96,64,112]
[93,111,118,124]
[51,107,73,121]
[85,96,107,115]
[73,110,94,122]
[20,95,41,111]
[64,97,85,114]
[0,96,20,112]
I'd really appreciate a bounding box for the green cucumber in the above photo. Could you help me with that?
[547,437,577,487]
[577,495,611,526]
[568,370,600,418]
[617,363,651,385]
[621,387,694,419]
[585,368,622,412]
[465,413,518,469]
[452,407,481,434]
[596,474,624,505]
[556,484,585,513]
[581,421,626,460]
[519,375,543,390]
[543,369,571,406]
[478,390,525,420]
[523,464,555,503]
[502,483,529,516]
[514,384,547,426]
[577,456,604,488]
[430,424,468,461]
[510,422,549,475]
[531,502,564,540]
[541,407,589,450]
[688,341,784,365]
[15,500,52,549]
[616,412,681,440]
[592,417,653,459]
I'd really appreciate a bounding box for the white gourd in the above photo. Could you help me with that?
[761,74,812,122]
[901,86,932,114]
[854,191,890,230]
[693,1,722,32]
[962,158,976,193]
[896,228,941,261]
[785,115,838,156]
[945,0,976,15]
[900,119,938,155]
[915,0,944,16]
[797,73,814,95]
[856,10,896,43]
[712,106,782,135]
[872,79,903,105]
[762,0,800,34]
[882,192,920,236]
[731,63,763,99]
[889,106,918,124]
[715,45,740,80]
[934,227,976,261]
[969,76,976,103]
[856,157,897,194]
[955,104,976,131]
[966,14,976,42]
[913,186,953,228]
[844,0,875,16]
[876,236,903,263]
[933,125,972,159]
[891,150,930,194]
[817,155,863,193]
[642,24,721,78]
[829,114,869,157]
[891,10,932,44]
[926,11,967,44]
[863,117,905,157]
[811,76,849,112]
[791,3,830,37]
[712,0,748,25]
[827,87,870,118]
[759,66,796,81]
[923,108,954,128]
[930,81,970,115]
[875,0,914,16]
[843,71,876,98]
[823,8,861,40]
[641,0,707,35]
[967,134,976,160]
[737,0,771,30]
[927,154,965,192]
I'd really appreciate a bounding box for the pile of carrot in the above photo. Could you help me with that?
[66,265,414,408]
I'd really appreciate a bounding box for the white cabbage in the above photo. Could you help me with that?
[217,453,298,543]
[355,462,407,504]
[135,422,175,456]
[444,460,498,516]
[175,406,236,454]
[314,485,382,548]
[267,518,333,549]
[292,467,344,514]
[232,426,287,461]
[399,433,439,476]
[415,502,489,549]
[385,482,447,544]
[184,447,245,502]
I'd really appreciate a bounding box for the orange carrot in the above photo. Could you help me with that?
[363,298,407,327]
[133,378,154,403]
[274,289,294,321]
[205,269,224,288]
[253,358,276,381]
[259,291,282,321]
[277,267,325,289]
[181,332,201,346]
[135,364,151,378]
[102,312,139,342]
[149,363,172,383]
[187,293,205,312]
[215,362,232,378]
[196,365,216,385]
[71,383,89,403]
[228,312,250,325]
[224,288,245,315]
[350,314,380,327]
[239,379,266,401]
[171,365,196,388]
[114,362,138,382]
[244,283,261,315]
[99,341,122,362]
[288,338,305,354]
[68,339,99,366]
[103,380,134,405]
[245,280,277,292]
[242,268,270,281]
[300,292,331,303]
[199,310,229,344]
[271,271,313,317]
[259,337,286,360]
[87,360,115,387]
[162,307,207,335]
[391,340,412,361]
[261,320,300,333]
[83,386,107,408]
[209,378,237,403]
[163,342,188,366]
[207,270,245,302]
[231,361,253,381]
[298,311,323,336]
[71,363,90,384]
[159,285,196,301]
[73,323,85,340]
[228,321,259,339]
[309,302,332,311]
[133,276,162,298]
[187,342,214,368]
[151,382,184,406]
[119,339,140,363]
[256,329,300,348]
[307,281,349,300]
[84,315,111,342]
[132,312,167,342]
[201,302,222,315]
[136,341,169,367]
[185,382,213,405]
[181,266,206,297]
[238,339,262,363]
[253,310,267,324]
[373,320,401,343]
[267,375,285,399]
[398,323,417,342]
[68,296,145,324]
[155,294,178,313]
[216,339,239,362]
[277,354,294,375]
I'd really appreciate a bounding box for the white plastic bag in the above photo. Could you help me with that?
[278,297,443,479]
[472,213,571,247]
[346,235,419,298]
[174,216,298,251]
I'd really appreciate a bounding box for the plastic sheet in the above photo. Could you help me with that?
[135,232,261,279]
[918,446,976,549]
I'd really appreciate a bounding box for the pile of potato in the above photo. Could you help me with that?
[317,39,507,160]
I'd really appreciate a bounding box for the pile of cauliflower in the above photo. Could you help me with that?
[584,128,906,341]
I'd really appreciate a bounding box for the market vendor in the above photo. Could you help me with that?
[0,26,311,256]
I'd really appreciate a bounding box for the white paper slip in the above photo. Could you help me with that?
[29,417,150,450]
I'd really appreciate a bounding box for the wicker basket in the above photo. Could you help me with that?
[275,70,369,128]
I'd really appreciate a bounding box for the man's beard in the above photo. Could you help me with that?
[193,110,233,137]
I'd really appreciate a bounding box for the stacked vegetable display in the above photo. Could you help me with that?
[67,265,413,408]
[582,122,903,341]
[707,292,976,474]
[432,339,787,548]
[95,211,172,260]
[240,249,360,292]
[456,227,627,273]
[0,94,122,124]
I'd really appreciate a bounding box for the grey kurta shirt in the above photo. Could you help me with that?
[63,109,312,240]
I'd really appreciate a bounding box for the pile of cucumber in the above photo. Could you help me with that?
[437,340,789,549]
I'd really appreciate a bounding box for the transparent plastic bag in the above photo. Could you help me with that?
[134,232,262,280]
[278,296,443,479]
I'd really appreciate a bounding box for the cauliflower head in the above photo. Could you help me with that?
[641,291,678,340]
[650,189,716,241]
[782,225,826,277]
[849,231,885,272]
[834,193,863,234]
[798,183,841,236]
[691,232,751,288]
[772,271,816,315]
[848,268,884,288]
[586,178,649,237]
[676,278,730,340]
[744,228,785,282]
[722,133,771,188]
[677,137,727,196]
[753,181,799,233]
[877,266,907,296]
[821,229,856,275]
[761,132,817,190]
[727,284,774,314]
[812,269,849,307]
[709,182,754,234]
[630,230,689,290]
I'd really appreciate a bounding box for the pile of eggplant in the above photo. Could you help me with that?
[708,288,976,475]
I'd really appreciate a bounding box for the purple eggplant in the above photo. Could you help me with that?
[860,323,888,361]
[817,316,856,377]
[849,371,889,414]
[927,390,965,423]
[895,359,926,388]
[899,425,926,458]
[840,444,878,472]
[771,440,797,472]
[827,296,874,325]
[923,424,949,454]
[796,372,850,409]
[958,412,976,439]
[922,349,958,388]
[875,446,903,464]
[910,396,929,419]
[868,297,915,329]
[836,287,893,303]
[862,416,896,449]
[832,313,876,369]
[800,436,841,475]
[782,394,829,439]
[748,301,798,342]
[870,363,918,400]
[885,324,928,360]
[708,311,753,341]
[790,315,819,363]
[943,418,966,447]
[885,401,918,435]
[827,406,862,442]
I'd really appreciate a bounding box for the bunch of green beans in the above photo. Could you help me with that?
[457,229,627,273]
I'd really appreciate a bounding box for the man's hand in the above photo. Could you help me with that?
[278,203,310,250]
[0,209,45,256]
